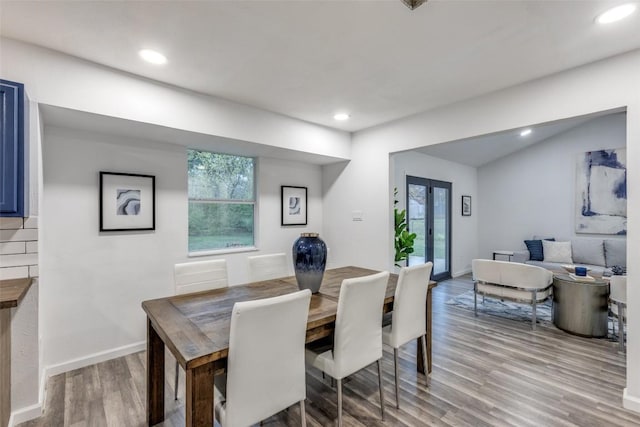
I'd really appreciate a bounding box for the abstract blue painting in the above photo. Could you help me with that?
[576,148,626,235]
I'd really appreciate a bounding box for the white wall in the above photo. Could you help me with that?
[0,37,345,422]
[478,113,627,258]
[41,127,187,370]
[392,151,478,276]
[324,48,640,411]
[253,157,324,274]
[41,125,323,372]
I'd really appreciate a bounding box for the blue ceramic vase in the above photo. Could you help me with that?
[292,232,327,293]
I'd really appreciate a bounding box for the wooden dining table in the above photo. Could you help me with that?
[142,266,437,426]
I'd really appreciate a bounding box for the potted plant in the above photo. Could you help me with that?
[394,188,416,267]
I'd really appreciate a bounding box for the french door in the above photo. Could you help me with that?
[406,176,452,281]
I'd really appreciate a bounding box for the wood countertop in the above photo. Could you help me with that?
[0,277,33,309]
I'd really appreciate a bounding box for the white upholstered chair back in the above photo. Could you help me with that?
[173,259,228,400]
[472,259,501,283]
[387,262,433,348]
[333,271,389,378]
[248,253,289,282]
[220,289,312,426]
[610,275,627,304]
[174,259,228,294]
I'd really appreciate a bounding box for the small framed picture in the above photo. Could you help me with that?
[281,186,307,226]
[100,172,156,231]
[461,195,472,216]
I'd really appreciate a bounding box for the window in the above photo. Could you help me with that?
[188,149,256,253]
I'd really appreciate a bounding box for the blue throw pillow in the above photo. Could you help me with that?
[524,238,555,261]
[524,240,543,261]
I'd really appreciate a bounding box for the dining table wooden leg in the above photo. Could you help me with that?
[147,318,165,426]
[185,362,215,427]
[417,287,433,374]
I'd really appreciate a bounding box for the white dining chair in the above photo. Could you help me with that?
[382,262,433,408]
[610,275,627,352]
[248,252,289,282]
[305,271,389,427]
[173,259,228,399]
[214,289,312,427]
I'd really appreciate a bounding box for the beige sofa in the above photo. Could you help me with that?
[472,259,553,330]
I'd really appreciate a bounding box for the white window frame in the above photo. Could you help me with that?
[187,150,258,256]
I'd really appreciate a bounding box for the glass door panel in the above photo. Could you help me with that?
[408,183,426,265]
[432,186,450,277]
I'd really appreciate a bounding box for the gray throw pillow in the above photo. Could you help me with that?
[605,239,626,268]
[572,239,605,266]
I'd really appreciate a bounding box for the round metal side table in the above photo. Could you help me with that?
[552,274,609,337]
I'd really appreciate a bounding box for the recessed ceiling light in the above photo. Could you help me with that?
[333,113,350,121]
[520,129,532,137]
[596,3,637,24]
[139,49,167,65]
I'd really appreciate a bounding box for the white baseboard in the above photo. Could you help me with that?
[9,402,42,427]
[624,388,640,413]
[452,268,472,278]
[45,340,146,378]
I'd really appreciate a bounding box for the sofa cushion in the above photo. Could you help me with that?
[524,238,555,261]
[524,240,544,261]
[572,239,605,267]
[605,239,626,268]
[543,240,572,263]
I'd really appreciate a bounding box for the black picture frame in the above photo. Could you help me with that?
[461,195,472,216]
[281,185,307,226]
[100,172,156,231]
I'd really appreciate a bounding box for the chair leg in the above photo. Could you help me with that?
[377,360,385,421]
[420,335,428,386]
[337,378,342,427]
[393,348,400,409]
[474,283,478,317]
[300,400,307,427]
[531,291,537,331]
[174,360,180,400]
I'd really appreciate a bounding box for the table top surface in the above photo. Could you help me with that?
[0,278,33,309]
[142,266,436,369]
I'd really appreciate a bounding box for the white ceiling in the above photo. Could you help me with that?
[1,0,639,133]
[414,111,623,167]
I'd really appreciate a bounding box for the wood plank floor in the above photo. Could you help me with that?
[19,275,640,426]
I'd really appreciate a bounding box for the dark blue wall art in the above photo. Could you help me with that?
[576,148,626,235]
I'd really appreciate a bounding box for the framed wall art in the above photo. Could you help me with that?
[100,172,156,231]
[461,195,472,216]
[575,148,626,235]
[281,185,307,226]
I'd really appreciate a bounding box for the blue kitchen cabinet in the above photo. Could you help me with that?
[0,79,29,217]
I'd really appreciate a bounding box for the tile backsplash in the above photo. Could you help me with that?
[0,216,38,280]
